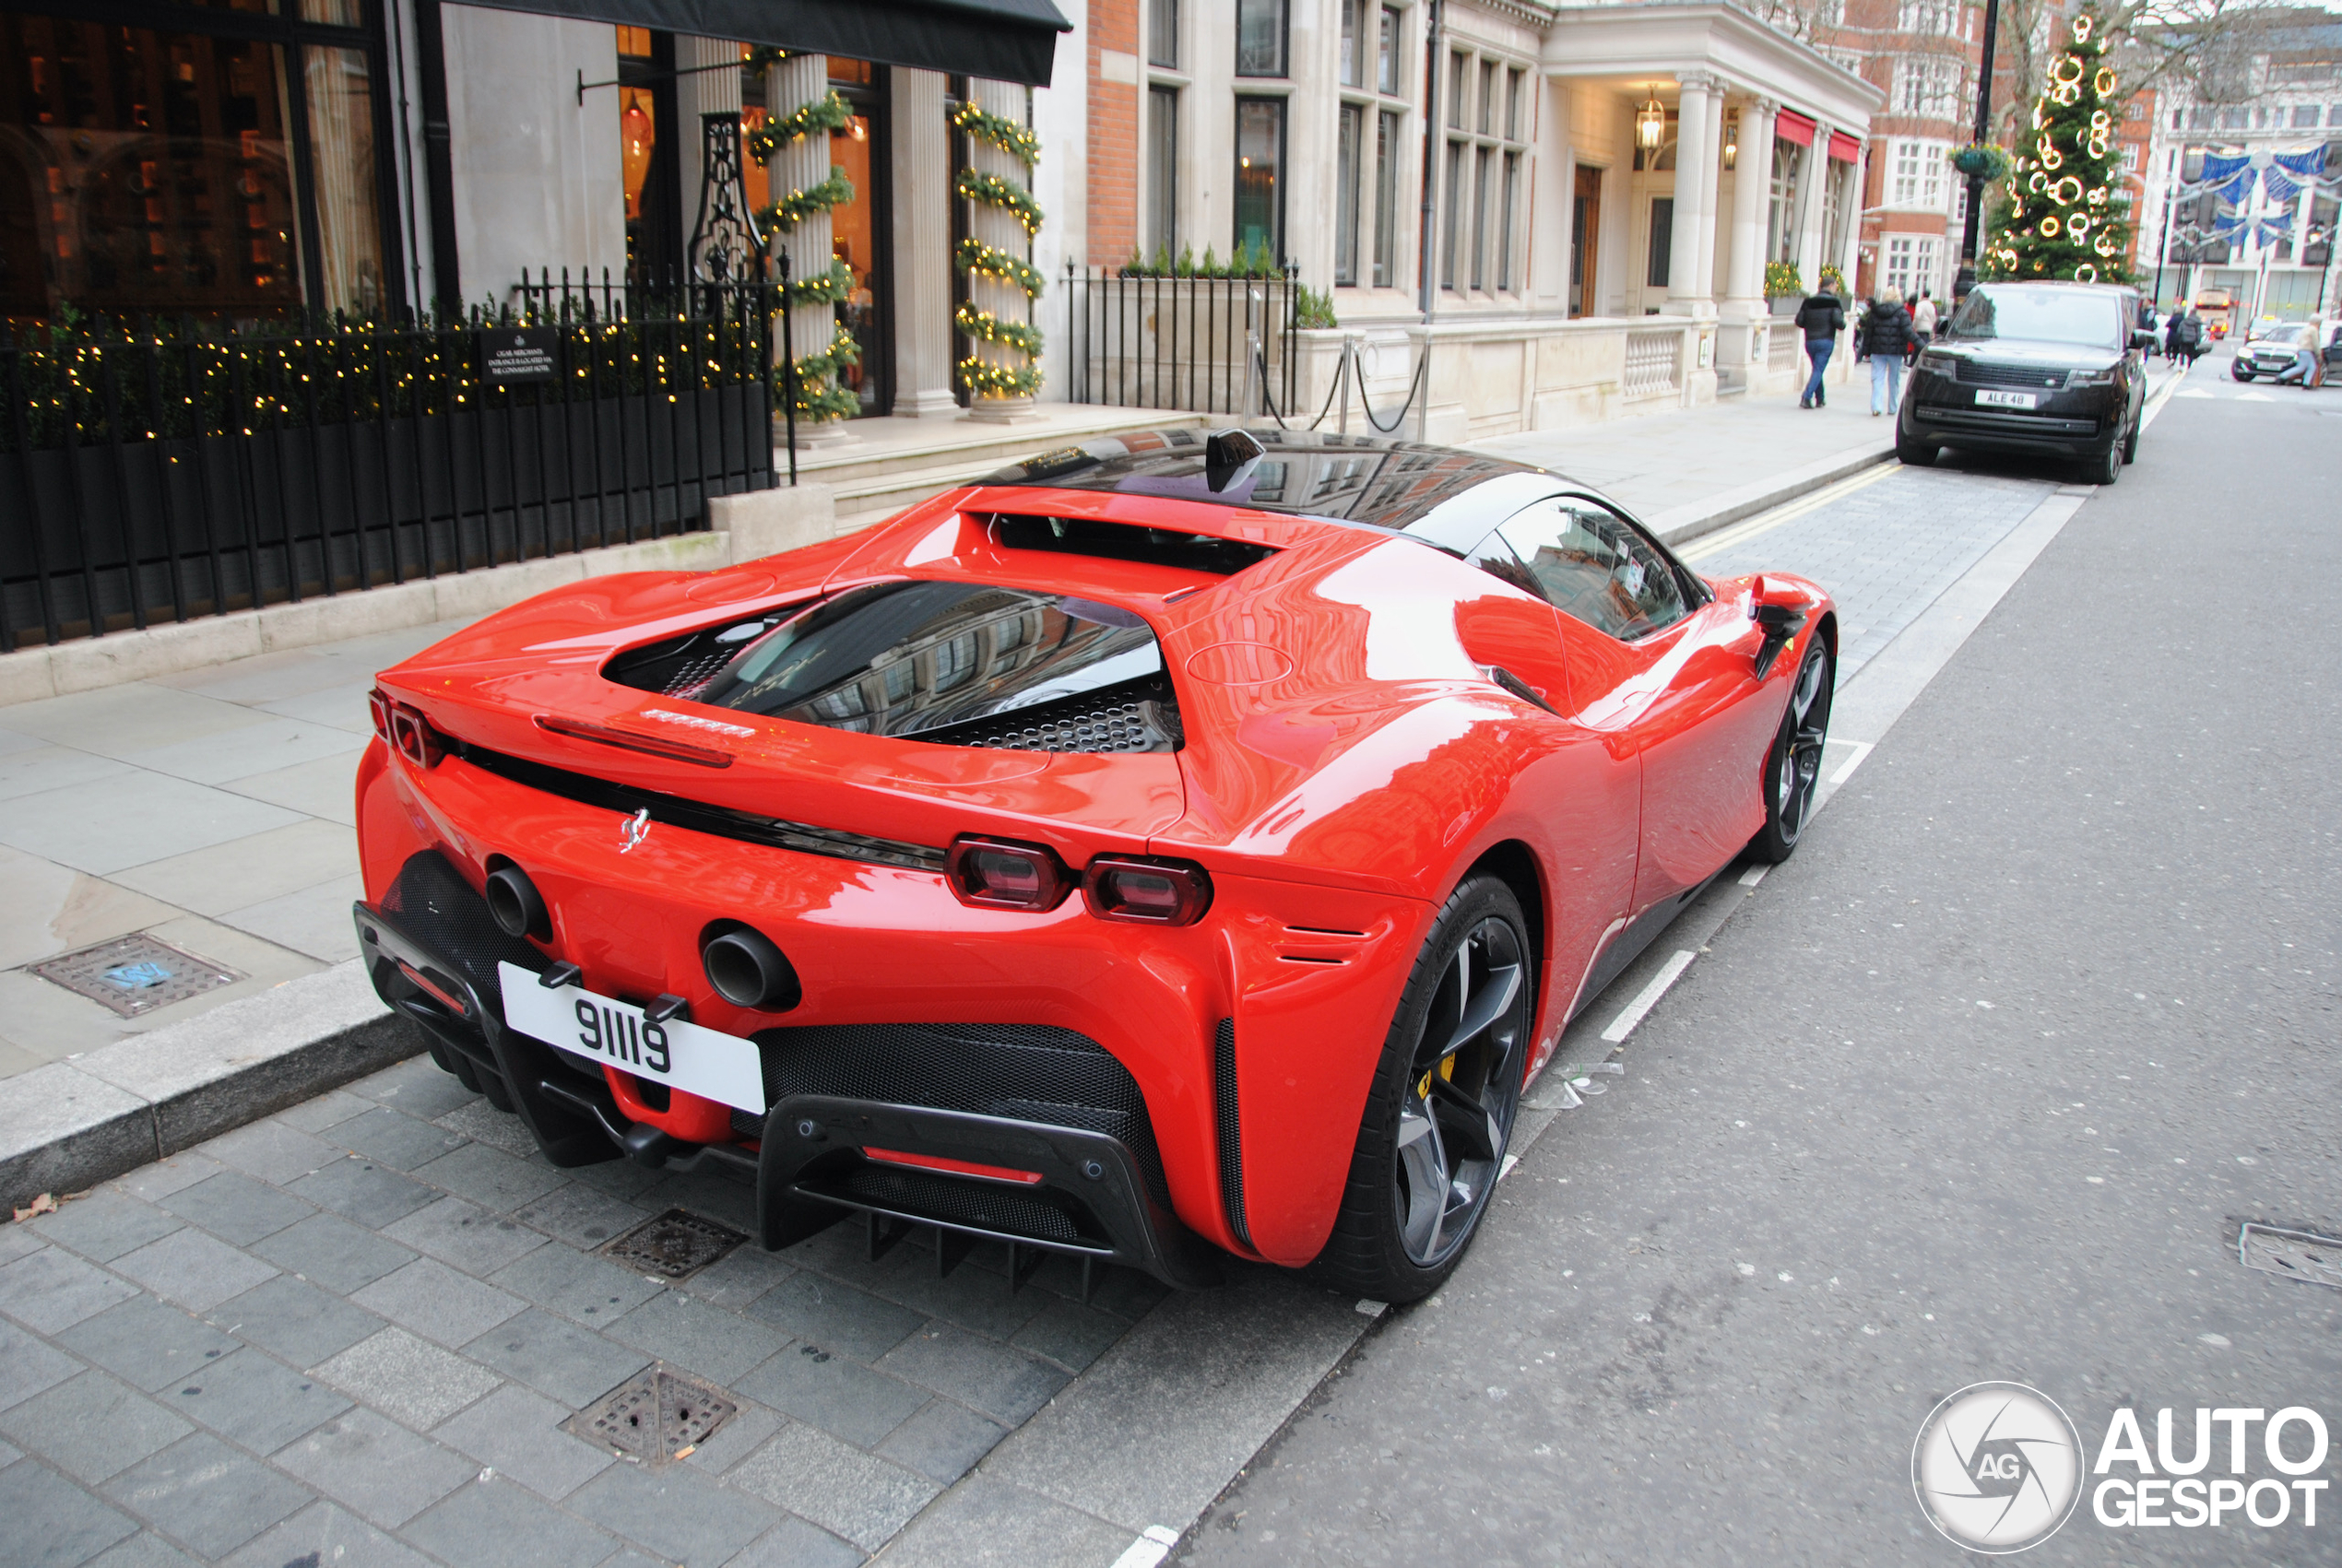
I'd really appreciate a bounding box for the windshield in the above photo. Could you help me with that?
[2253,324,2308,345]
[690,581,1163,738]
[1945,288,2123,350]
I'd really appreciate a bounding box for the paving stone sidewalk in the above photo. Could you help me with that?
[0,1054,1170,1568]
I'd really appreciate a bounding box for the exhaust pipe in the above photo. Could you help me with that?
[485,865,551,942]
[702,926,800,1011]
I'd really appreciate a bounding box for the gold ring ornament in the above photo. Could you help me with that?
[2040,216,2062,237]
[2072,14,2093,41]
[2094,66,2117,95]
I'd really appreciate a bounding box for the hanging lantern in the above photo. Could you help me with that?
[1638,89,1667,151]
[1723,108,1739,171]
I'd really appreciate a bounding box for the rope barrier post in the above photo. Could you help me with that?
[1337,336,1353,435]
[1413,328,1432,443]
[777,251,797,486]
[1241,322,1260,421]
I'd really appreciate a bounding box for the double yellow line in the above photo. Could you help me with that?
[1679,461,1902,564]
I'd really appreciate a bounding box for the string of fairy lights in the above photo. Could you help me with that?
[1984,10,2131,283]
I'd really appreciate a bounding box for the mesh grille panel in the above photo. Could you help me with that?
[935,693,1179,754]
[1214,1018,1250,1248]
[380,851,546,1017]
[828,1166,1089,1244]
[1956,360,2068,389]
[758,1021,1169,1205]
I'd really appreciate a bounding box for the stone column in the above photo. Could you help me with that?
[1666,74,1716,314]
[1694,91,1725,301]
[767,53,844,437]
[1795,121,1832,294]
[964,78,1040,422]
[1723,98,1777,311]
[892,67,958,417]
[677,36,742,273]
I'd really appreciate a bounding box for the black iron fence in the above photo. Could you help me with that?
[1063,265,1301,417]
[1,272,776,650]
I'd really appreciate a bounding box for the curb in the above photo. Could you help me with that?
[0,450,1898,1214]
[1650,437,1899,549]
[0,961,407,1210]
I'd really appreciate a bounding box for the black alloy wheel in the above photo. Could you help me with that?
[2232,365,2253,382]
[1319,876,1533,1301]
[1747,637,1833,864]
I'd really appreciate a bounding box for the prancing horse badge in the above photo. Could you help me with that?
[619,808,651,854]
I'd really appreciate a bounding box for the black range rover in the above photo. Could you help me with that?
[1898,281,2157,485]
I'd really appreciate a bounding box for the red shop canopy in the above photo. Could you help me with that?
[1776,111,1817,147]
[1829,131,1861,163]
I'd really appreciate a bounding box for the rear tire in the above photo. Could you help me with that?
[1746,638,1833,864]
[1315,875,1534,1303]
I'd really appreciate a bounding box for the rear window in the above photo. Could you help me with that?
[662,581,1167,740]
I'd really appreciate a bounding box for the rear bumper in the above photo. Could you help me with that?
[354,880,1221,1287]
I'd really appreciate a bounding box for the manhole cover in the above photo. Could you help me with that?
[30,935,242,1018]
[2240,1223,2342,1290]
[566,1365,735,1462]
[600,1208,745,1279]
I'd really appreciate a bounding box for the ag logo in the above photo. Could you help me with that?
[1911,1382,2083,1553]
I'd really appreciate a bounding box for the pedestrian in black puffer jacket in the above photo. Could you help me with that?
[1794,288,1846,408]
[1863,289,1913,416]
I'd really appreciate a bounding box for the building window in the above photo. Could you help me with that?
[1148,86,1179,256]
[1477,59,1496,134]
[1378,6,1402,95]
[1337,103,1363,284]
[1889,138,1947,209]
[1499,149,1520,290]
[2292,104,2322,128]
[1374,108,1402,286]
[1471,144,1492,288]
[1449,52,1468,129]
[1883,234,1916,296]
[1894,56,1963,119]
[1648,196,1674,289]
[1236,0,1287,77]
[1897,0,1956,35]
[1235,96,1284,257]
[1441,138,1463,288]
[1769,137,1804,262]
[1340,0,1362,88]
[1150,0,1178,69]
[1507,66,1525,140]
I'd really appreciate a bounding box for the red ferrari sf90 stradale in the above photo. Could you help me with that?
[352,427,1834,1302]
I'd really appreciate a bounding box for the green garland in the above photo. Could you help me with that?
[955,237,1046,299]
[785,258,856,308]
[758,167,854,234]
[743,45,790,74]
[782,323,862,421]
[745,91,855,165]
[954,303,1043,358]
[952,103,1040,168]
[958,357,1044,398]
[956,170,1044,236]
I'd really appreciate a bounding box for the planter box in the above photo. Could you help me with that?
[1768,296,1804,317]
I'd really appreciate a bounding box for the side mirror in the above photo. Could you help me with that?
[2130,329,2159,350]
[1750,576,1809,681]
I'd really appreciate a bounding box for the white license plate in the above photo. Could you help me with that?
[1975,388,2039,409]
[498,961,765,1115]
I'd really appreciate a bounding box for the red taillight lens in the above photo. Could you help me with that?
[387,705,443,768]
[366,689,395,742]
[945,836,1073,911]
[1082,855,1212,925]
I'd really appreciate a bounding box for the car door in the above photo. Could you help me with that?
[1485,494,1780,912]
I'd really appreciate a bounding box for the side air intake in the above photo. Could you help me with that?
[1213,1018,1252,1250]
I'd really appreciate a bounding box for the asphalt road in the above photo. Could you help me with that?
[1177,380,2342,1565]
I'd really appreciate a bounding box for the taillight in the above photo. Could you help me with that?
[385,703,444,768]
[945,836,1073,912]
[366,689,395,742]
[1082,855,1212,925]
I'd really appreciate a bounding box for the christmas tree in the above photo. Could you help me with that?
[1983,8,2133,283]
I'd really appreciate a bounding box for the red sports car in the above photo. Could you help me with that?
[353,428,1835,1302]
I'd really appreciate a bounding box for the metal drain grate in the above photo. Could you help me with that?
[2240,1223,2342,1291]
[599,1208,746,1279]
[30,935,242,1018]
[566,1365,736,1461]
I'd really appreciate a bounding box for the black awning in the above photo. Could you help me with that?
[479,0,1070,87]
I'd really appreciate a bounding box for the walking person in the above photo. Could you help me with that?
[2138,302,2160,359]
[1863,287,1912,417]
[1911,289,1938,344]
[2172,309,2205,367]
[1794,277,1846,409]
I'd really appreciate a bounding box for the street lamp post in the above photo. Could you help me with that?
[1954,0,2004,302]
